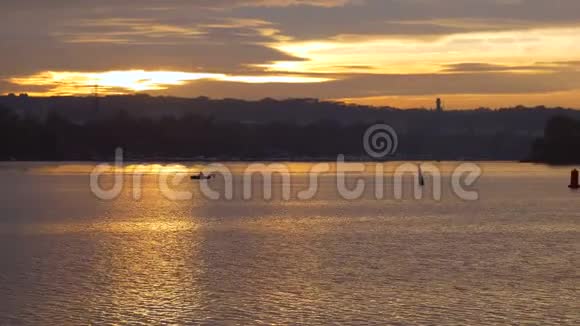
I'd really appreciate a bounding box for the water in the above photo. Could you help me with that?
[0,162,578,324]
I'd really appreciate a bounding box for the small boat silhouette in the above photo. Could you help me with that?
[191,173,214,180]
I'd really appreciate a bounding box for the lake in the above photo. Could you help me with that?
[0,162,578,324]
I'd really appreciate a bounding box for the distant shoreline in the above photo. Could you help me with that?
[521,159,580,166]
[0,158,550,164]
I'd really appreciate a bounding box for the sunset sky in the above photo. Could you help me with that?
[2,0,580,108]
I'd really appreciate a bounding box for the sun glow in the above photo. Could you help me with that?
[9,70,332,96]
[263,26,580,74]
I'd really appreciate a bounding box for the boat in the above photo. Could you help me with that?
[191,173,214,180]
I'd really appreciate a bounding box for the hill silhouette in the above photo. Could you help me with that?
[1,95,580,161]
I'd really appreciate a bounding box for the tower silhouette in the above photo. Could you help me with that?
[436,98,443,112]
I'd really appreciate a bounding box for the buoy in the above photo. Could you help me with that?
[418,165,425,187]
[569,169,579,189]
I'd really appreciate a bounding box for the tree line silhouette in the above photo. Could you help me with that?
[529,116,580,164]
[1,95,580,161]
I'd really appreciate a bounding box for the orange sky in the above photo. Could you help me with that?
[2,0,580,108]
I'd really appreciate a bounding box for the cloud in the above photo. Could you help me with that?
[232,0,355,7]
[441,63,553,73]
[54,18,205,44]
[1,0,355,11]
[233,0,580,41]
[261,26,580,75]
[199,71,580,98]
[441,61,580,74]
[2,0,580,108]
